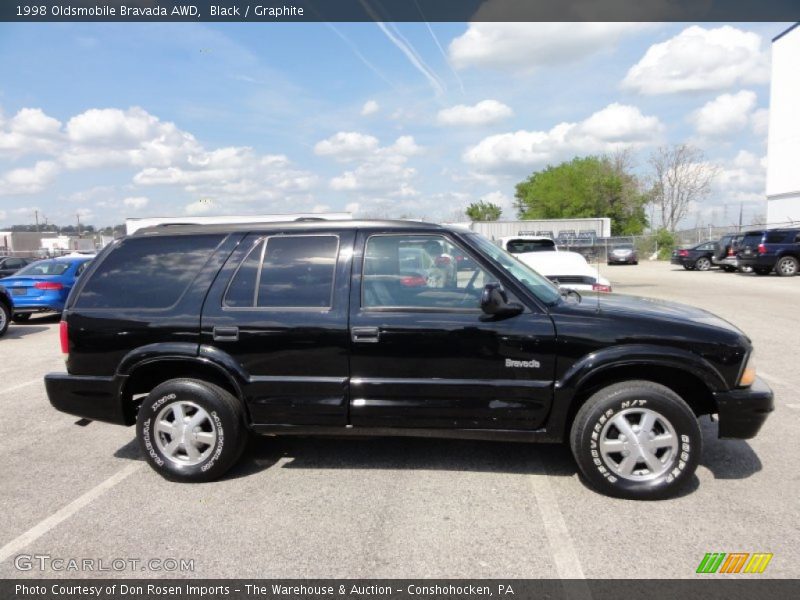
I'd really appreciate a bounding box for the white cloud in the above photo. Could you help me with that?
[360,100,379,116]
[464,103,663,171]
[324,135,422,196]
[715,150,767,202]
[623,26,770,95]
[689,91,759,138]
[122,196,150,209]
[437,100,513,127]
[449,22,645,72]
[185,199,214,215]
[314,132,380,161]
[64,107,202,169]
[0,108,63,157]
[0,161,61,195]
[751,108,769,138]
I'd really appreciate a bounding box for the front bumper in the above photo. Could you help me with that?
[608,256,636,264]
[45,372,130,425]
[714,376,774,439]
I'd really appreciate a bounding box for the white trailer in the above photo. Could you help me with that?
[125,213,352,235]
[463,218,612,240]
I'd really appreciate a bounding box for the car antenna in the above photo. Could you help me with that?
[596,241,602,313]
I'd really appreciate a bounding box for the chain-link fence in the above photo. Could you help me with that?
[558,219,800,262]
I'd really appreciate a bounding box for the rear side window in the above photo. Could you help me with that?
[76,235,223,309]
[765,231,789,243]
[506,239,555,253]
[224,235,338,309]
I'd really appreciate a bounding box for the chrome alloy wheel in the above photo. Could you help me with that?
[777,257,798,276]
[154,401,217,466]
[599,408,679,481]
[0,307,7,332]
[695,257,711,271]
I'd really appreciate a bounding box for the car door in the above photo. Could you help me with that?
[201,230,354,426]
[348,230,556,431]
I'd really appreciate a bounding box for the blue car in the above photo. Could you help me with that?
[0,255,93,322]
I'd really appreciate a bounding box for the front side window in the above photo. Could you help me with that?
[362,234,492,310]
[467,233,562,306]
[224,235,338,309]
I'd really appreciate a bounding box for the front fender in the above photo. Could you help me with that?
[557,343,729,395]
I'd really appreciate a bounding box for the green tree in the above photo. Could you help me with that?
[514,154,649,235]
[466,201,502,221]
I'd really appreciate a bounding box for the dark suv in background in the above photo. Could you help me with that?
[45,220,772,500]
[738,228,800,276]
[712,234,743,272]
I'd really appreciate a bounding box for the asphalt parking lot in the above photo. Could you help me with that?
[1,260,798,580]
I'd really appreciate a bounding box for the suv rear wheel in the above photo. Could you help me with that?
[570,381,701,500]
[775,256,798,277]
[136,378,247,482]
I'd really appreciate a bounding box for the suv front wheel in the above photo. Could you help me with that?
[136,378,247,482]
[570,381,701,500]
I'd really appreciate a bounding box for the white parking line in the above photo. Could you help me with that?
[529,473,592,599]
[0,463,141,563]
[759,370,792,389]
[0,379,40,395]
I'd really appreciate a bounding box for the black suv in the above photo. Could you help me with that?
[737,228,800,276]
[45,221,773,499]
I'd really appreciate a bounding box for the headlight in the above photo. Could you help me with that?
[738,351,757,387]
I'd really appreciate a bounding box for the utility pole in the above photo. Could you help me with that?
[76,213,81,238]
[35,209,40,233]
[738,203,743,232]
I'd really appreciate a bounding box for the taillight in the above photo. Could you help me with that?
[678,249,689,257]
[757,244,767,254]
[435,256,452,267]
[59,320,69,355]
[727,247,735,256]
[400,275,427,287]
[34,281,63,291]
[592,283,612,293]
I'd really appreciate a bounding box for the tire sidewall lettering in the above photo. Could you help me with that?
[140,416,164,467]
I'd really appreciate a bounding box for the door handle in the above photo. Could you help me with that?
[213,326,239,341]
[351,327,380,343]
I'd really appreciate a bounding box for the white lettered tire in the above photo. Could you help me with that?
[570,380,701,500]
[136,378,247,482]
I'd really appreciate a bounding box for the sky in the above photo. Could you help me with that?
[0,21,792,229]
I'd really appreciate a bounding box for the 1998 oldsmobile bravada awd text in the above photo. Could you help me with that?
[45,221,773,499]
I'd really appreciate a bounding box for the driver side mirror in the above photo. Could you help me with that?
[480,283,523,320]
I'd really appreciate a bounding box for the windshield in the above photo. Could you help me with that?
[468,233,562,306]
[15,260,71,276]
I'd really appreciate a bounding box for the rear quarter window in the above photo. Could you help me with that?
[75,234,224,309]
[765,231,790,244]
